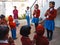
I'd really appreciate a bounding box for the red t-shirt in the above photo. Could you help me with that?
[9,22,16,29]
[13,9,18,19]
[21,36,32,45]
[34,34,49,45]
[45,9,57,20]
[33,9,40,18]
[8,16,13,22]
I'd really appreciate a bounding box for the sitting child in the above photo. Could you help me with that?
[20,25,33,45]
[0,25,15,45]
[33,24,49,45]
[8,15,17,40]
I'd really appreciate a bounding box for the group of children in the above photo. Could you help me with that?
[0,1,57,45]
[26,1,57,41]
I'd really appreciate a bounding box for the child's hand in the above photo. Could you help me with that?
[34,15,36,17]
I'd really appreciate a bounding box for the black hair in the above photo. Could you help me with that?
[0,14,5,19]
[0,25,9,40]
[14,6,17,8]
[35,4,39,7]
[20,25,31,37]
[49,1,55,6]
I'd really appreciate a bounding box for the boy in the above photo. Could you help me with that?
[44,1,57,41]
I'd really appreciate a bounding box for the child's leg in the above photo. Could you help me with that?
[47,29,50,39]
[11,28,17,39]
[50,30,53,40]
[26,16,30,26]
[35,23,38,30]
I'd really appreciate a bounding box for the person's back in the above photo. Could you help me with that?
[34,34,49,45]
[0,25,15,45]
[33,24,49,45]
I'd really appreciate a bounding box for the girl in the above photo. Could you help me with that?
[44,1,57,41]
[25,6,30,26]
[32,4,40,29]
[13,6,19,26]
[33,24,49,45]
[8,15,17,40]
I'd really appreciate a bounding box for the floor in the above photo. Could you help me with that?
[9,20,60,45]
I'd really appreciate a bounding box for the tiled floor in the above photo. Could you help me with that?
[9,20,60,45]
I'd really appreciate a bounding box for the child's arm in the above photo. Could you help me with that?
[33,10,36,17]
[45,10,49,17]
[49,10,57,18]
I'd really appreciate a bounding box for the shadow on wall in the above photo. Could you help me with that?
[55,7,60,27]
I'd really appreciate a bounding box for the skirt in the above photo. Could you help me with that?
[32,17,39,24]
[44,20,55,31]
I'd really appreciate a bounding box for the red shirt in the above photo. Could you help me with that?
[34,34,49,45]
[13,9,18,19]
[9,22,16,29]
[8,16,13,22]
[21,36,32,45]
[33,9,40,18]
[0,43,9,45]
[45,9,57,20]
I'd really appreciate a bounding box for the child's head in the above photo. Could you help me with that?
[20,25,31,37]
[36,24,45,36]
[0,25,9,40]
[34,4,39,9]
[8,15,13,22]
[49,1,55,8]
[1,14,5,19]
[27,6,29,10]
[14,6,17,9]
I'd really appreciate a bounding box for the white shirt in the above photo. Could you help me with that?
[25,10,30,16]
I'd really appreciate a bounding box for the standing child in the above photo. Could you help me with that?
[13,6,19,26]
[8,15,17,40]
[44,1,57,41]
[0,25,15,45]
[20,25,33,45]
[32,4,40,29]
[33,24,49,45]
[25,7,30,26]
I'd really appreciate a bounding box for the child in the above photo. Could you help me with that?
[8,15,17,40]
[33,24,49,45]
[0,14,7,25]
[0,25,15,45]
[13,6,18,19]
[20,25,33,45]
[13,6,19,26]
[44,1,57,41]
[32,4,40,29]
[25,6,30,26]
